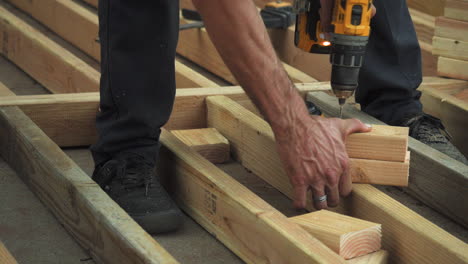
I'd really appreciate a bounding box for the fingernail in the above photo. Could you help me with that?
[365,123,372,128]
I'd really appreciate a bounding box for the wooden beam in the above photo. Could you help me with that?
[0,106,178,264]
[0,241,17,264]
[407,0,445,17]
[0,3,100,93]
[206,95,410,186]
[0,81,14,96]
[4,0,218,89]
[437,57,468,81]
[307,91,468,228]
[444,0,468,21]
[0,82,328,147]
[172,128,230,164]
[290,210,381,260]
[346,250,388,264]
[420,86,468,157]
[432,36,468,61]
[206,94,468,263]
[435,17,468,42]
[158,129,346,264]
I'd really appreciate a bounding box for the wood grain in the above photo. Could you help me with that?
[435,17,468,42]
[444,0,468,22]
[345,250,388,264]
[172,128,230,164]
[158,129,346,264]
[432,36,468,60]
[290,210,381,260]
[0,241,17,264]
[0,106,178,264]
[437,57,468,80]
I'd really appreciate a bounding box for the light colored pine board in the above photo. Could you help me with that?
[206,95,410,187]
[407,0,445,16]
[4,0,217,89]
[158,129,346,264]
[454,88,468,101]
[420,86,468,157]
[0,3,100,93]
[0,83,329,147]
[0,106,178,264]
[290,210,381,260]
[307,91,468,229]
[435,17,468,42]
[437,56,468,80]
[432,36,468,60]
[0,241,17,264]
[444,0,468,21]
[345,250,388,264]
[171,128,230,164]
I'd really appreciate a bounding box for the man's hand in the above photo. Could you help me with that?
[274,114,371,210]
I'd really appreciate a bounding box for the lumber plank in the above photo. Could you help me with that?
[420,86,468,157]
[0,82,329,147]
[207,93,468,263]
[444,0,468,22]
[0,106,178,264]
[307,91,468,228]
[432,36,468,60]
[171,128,230,164]
[4,0,217,89]
[0,2,100,93]
[437,56,468,80]
[435,17,468,42]
[0,241,17,264]
[345,250,388,264]
[407,0,445,17]
[290,210,381,260]
[206,95,410,186]
[158,129,346,264]
[0,81,14,96]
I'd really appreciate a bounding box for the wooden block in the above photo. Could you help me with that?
[0,106,178,264]
[444,0,468,22]
[435,17,468,42]
[0,241,17,264]
[346,125,409,162]
[290,210,381,260]
[407,0,445,16]
[346,250,388,264]
[171,128,230,164]
[432,36,468,60]
[206,96,409,187]
[437,57,468,80]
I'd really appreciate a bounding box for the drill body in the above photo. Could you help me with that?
[294,0,373,107]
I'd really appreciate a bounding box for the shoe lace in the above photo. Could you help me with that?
[409,114,452,143]
[117,154,154,196]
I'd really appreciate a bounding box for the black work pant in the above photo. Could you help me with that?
[91,0,422,165]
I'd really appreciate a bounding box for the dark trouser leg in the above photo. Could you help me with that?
[91,0,179,165]
[356,0,422,125]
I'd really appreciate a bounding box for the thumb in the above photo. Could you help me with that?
[342,118,372,136]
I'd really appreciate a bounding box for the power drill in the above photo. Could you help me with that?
[293,0,373,116]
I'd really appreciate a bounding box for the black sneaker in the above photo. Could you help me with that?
[92,152,183,234]
[399,113,468,165]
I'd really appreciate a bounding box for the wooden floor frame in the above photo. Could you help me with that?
[0,0,467,263]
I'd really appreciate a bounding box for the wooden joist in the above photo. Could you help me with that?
[0,83,328,147]
[0,106,178,264]
[0,241,17,264]
[206,94,467,263]
[437,57,468,81]
[307,91,468,229]
[290,210,381,260]
[435,17,468,42]
[0,2,100,93]
[4,0,219,89]
[444,0,468,21]
[432,36,468,61]
[172,128,230,164]
[407,0,445,16]
[158,129,346,264]
[206,95,410,187]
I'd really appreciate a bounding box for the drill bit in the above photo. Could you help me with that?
[338,98,346,118]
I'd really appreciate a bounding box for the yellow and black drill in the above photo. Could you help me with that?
[294,0,373,116]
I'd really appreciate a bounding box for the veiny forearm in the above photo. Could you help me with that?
[192,0,312,133]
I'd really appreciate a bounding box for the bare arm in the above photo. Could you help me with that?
[192,0,371,209]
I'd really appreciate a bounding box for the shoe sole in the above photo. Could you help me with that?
[131,208,184,234]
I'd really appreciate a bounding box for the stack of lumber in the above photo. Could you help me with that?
[433,0,468,80]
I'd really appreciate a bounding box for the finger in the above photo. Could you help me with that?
[342,118,372,135]
[293,185,308,209]
[326,185,340,207]
[312,187,328,210]
[371,4,377,17]
[339,158,353,196]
